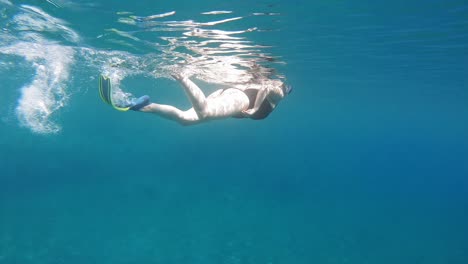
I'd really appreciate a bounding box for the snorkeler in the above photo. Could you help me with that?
[99,73,292,125]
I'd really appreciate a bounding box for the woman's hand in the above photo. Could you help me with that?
[242,108,257,116]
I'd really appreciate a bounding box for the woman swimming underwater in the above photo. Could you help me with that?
[99,73,292,125]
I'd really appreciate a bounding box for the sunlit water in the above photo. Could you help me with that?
[1,1,286,133]
[1,0,467,263]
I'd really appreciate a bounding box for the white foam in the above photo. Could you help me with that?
[1,41,74,134]
[0,4,284,133]
[78,48,142,106]
[0,4,79,134]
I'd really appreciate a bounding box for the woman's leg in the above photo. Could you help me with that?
[139,103,200,125]
[137,75,249,125]
[172,75,209,117]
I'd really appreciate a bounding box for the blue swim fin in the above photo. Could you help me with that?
[99,75,151,111]
[98,75,131,111]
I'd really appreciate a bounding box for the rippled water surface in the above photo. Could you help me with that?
[1,0,467,263]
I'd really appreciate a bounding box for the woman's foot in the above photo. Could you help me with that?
[128,95,151,111]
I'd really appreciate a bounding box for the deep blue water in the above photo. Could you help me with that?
[1,0,468,263]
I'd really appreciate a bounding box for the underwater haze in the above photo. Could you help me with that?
[1,0,468,263]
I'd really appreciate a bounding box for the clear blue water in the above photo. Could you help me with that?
[1,0,468,263]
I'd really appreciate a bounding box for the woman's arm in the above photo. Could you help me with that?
[243,84,285,115]
[242,88,269,116]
